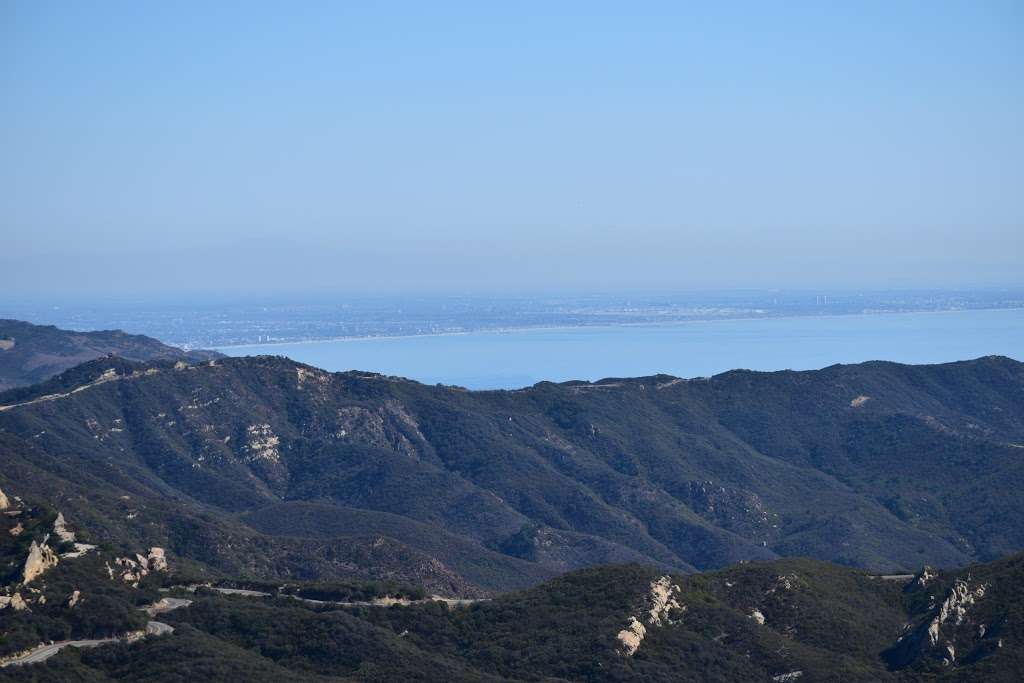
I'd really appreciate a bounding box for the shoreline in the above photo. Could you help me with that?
[209,306,1024,352]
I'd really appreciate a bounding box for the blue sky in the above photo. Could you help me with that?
[2,2,1022,298]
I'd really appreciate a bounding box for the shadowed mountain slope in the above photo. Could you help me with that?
[1,354,1022,593]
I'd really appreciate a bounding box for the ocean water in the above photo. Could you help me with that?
[220,308,1024,390]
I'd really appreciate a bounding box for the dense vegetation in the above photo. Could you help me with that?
[4,554,1021,681]
[2,342,1023,680]
[2,353,1022,594]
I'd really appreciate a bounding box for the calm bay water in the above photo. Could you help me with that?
[220,309,1024,389]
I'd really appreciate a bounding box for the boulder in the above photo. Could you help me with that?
[22,540,59,584]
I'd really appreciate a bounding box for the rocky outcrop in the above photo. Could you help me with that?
[53,512,75,543]
[51,512,97,557]
[616,575,685,656]
[111,555,149,586]
[0,593,29,611]
[67,590,81,608]
[616,617,646,656]
[108,547,169,587]
[147,547,168,572]
[243,424,281,464]
[925,579,989,661]
[915,566,937,588]
[646,575,684,626]
[22,540,59,584]
[296,366,331,388]
[0,486,8,510]
[888,576,991,669]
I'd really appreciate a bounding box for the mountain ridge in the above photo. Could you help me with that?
[0,319,223,392]
[1,351,1022,595]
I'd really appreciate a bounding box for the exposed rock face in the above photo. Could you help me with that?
[113,555,149,586]
[889,575,992,669]
[52,513,97,557]
[0,486,8,510]
[148,547,168,572]
[22,540,59,584]
[850,395,871,408]
[0,593,29,611]
[750,608,766,625]
[328,403,423,458]
[616,617,646,656]
[53,512,76,543]
[616,575,685,656]
[915,566,937,588]
[296,366,330,388]
[647,575,684,626]
[243,424,281,464]
[62,541,97,559]
[108,548,168,587]
[926,579,989,651]
[67,590,81,608]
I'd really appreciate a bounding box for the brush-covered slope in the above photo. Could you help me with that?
[1,354,1022,593]
[0,319,222,392]
[7,550,1021,681]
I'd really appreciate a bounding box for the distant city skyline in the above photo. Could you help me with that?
[3,2,1022,297]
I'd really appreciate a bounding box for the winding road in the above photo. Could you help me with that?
[0,597,191,668]
[205,585,483,608]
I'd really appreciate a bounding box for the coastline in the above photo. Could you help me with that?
[209,305,1024,352]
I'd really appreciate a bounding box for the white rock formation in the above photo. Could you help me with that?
[0,487,9,510]
[0,593,29,611]
[148,547,168,572]
[296,366,330,388]
[62,542,97,559]
[616,575,685,656]
[850,395,871,408]
[53,512,76,543]
[916,566,937,588]
[616,617,646,656]
[243,424,281,463]
[111,556,149,586]
[750,609,766,625]
[927,579,988,648]
[647,575,684,626]
[67,590,81,608]
[22,540,59,584]
[109,549,166,585]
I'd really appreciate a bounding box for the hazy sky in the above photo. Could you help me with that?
[2,2,1022,299]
